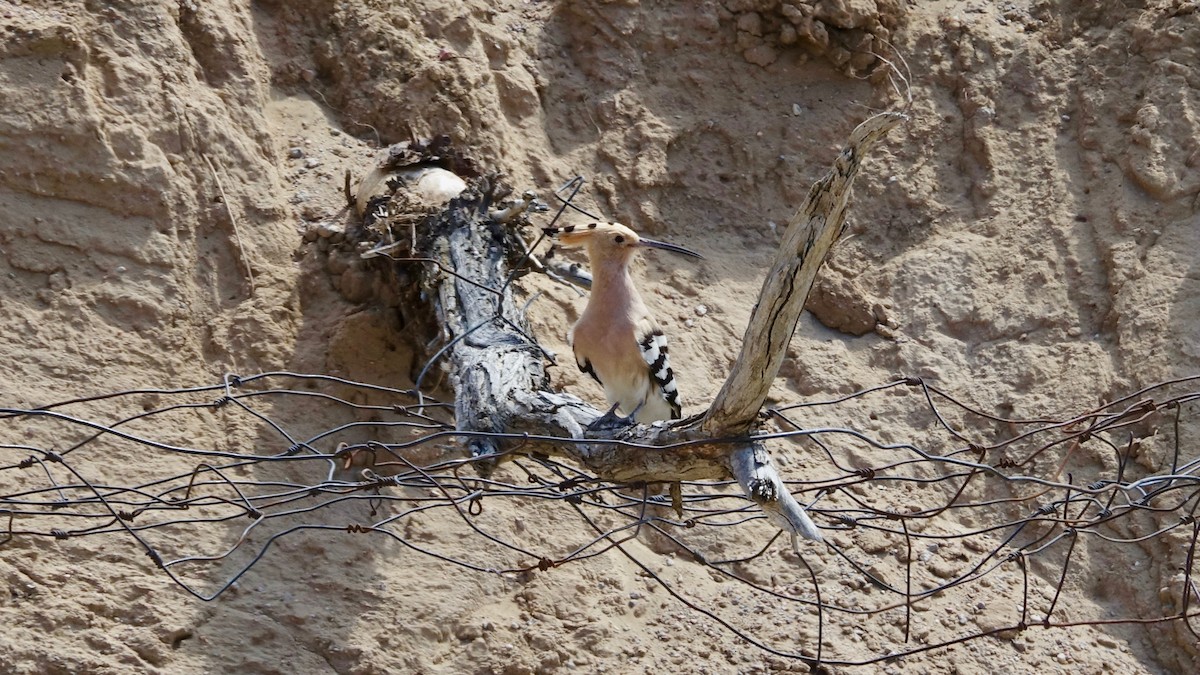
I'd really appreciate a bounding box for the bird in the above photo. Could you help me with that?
[543,222,703,424]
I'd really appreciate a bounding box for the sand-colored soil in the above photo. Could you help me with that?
[2,1,1199,673]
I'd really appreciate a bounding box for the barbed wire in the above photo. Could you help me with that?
[3,371,1198,669]
[3,170,1197,669]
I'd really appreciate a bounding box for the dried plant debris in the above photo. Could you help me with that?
[380,134,483,178]
[353,135,481,227]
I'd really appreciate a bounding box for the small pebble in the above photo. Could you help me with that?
[694,305,708,317]
[288,147,304,159]
[684,319,695,328]
[316,222,342,239]
[304,157,321,169]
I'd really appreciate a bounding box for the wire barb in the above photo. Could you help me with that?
[3,372,1200,668]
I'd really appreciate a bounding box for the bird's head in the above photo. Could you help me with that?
[543,222,703,265]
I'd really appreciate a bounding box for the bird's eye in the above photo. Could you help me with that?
[614,235,625,244]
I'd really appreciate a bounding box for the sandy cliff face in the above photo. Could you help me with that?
[0,1,299,392]
[1,1,1197,673]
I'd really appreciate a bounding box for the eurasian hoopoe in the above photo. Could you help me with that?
[544,222,703,424]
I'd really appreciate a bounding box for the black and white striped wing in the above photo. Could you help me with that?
[638,328,681,419]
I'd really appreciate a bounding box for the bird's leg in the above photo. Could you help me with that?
[627,400,647,420]
[587,402,635,432]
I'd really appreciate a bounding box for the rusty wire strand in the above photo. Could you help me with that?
[4,371,1200,667]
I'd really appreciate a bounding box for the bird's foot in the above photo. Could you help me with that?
[587,403,635,432]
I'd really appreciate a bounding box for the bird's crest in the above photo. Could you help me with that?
[543,222,639,249]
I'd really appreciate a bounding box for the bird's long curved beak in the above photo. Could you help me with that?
[639,238,704,259]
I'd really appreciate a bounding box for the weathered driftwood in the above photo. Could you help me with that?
[421,189,549,461]
[377,113,905,543]
[704,113,906,435]
[728,441,824,542]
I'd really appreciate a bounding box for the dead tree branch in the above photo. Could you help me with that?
[704,112,907,435]
[379,113,905,541]
[728,441,823,542]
